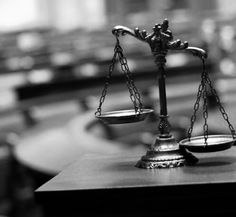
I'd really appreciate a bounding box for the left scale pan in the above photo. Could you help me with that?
[96,109,154,124]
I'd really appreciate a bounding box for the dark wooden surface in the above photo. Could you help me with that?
[37,147,236,191]
[36,146,236,217]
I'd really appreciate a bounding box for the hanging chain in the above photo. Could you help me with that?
[187,68,205,141]
[116,46,143,113]
[95,41,118,116]
[187,58,210,145]
[202,59,236,139]
[202,71,209,145]
[188,58,236,144]
[95,36,143,116]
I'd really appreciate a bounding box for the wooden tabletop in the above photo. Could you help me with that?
[36,146,236,217]
[37,146,236,192]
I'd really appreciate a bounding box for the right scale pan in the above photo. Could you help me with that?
[179,135,236,153]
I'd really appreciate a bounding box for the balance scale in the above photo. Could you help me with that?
[95,19,236,169]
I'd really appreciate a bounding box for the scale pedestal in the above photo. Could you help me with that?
[36,148,236,217]
[136,134,198,168]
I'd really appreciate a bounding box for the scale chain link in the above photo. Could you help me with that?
[187,74,204,141]
[95,48,117,116]
[188,58,236,145]
[116,45,143,113]
[95,36,143,116]
[188,62,209,145]
[202,72,209,145]
[205,71,236,138]
[202,58,236,138]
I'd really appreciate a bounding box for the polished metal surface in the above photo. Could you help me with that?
[186,47,207,59]
[136,135,198,168]
[179,135,236,153]
[96,109,153,124]
[112,21,207,60]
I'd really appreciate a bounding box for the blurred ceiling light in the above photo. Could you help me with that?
[17,32,45,52]
[78,63,99,77]
[220,58,236,76]
[201,18,216,43]
[220,25,235,52]
[0,0,107,32]
[5,57,21,71]
[0,90,16,109]
[0,73,26,89]
[0,0,39,31]
[50,52,74,66]
[217,0,236,18]
[27,69,53,84]
[6,56,35,71]
[53,0,106,31]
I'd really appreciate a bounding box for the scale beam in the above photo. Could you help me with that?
[112,19,207,59]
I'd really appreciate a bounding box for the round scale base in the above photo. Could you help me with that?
[136,157,185,169]
[136,135,198,169]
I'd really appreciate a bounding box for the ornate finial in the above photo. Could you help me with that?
[112,19,207,59]
[113,19,188,53]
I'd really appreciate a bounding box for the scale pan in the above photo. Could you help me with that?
[96,109,153,124]
[179,135,236,153]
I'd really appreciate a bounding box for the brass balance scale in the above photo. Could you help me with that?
[95,19,236,169]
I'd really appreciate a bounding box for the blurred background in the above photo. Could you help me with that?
[1,0,236,216]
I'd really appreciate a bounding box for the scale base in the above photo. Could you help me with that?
[136,135,198,169]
